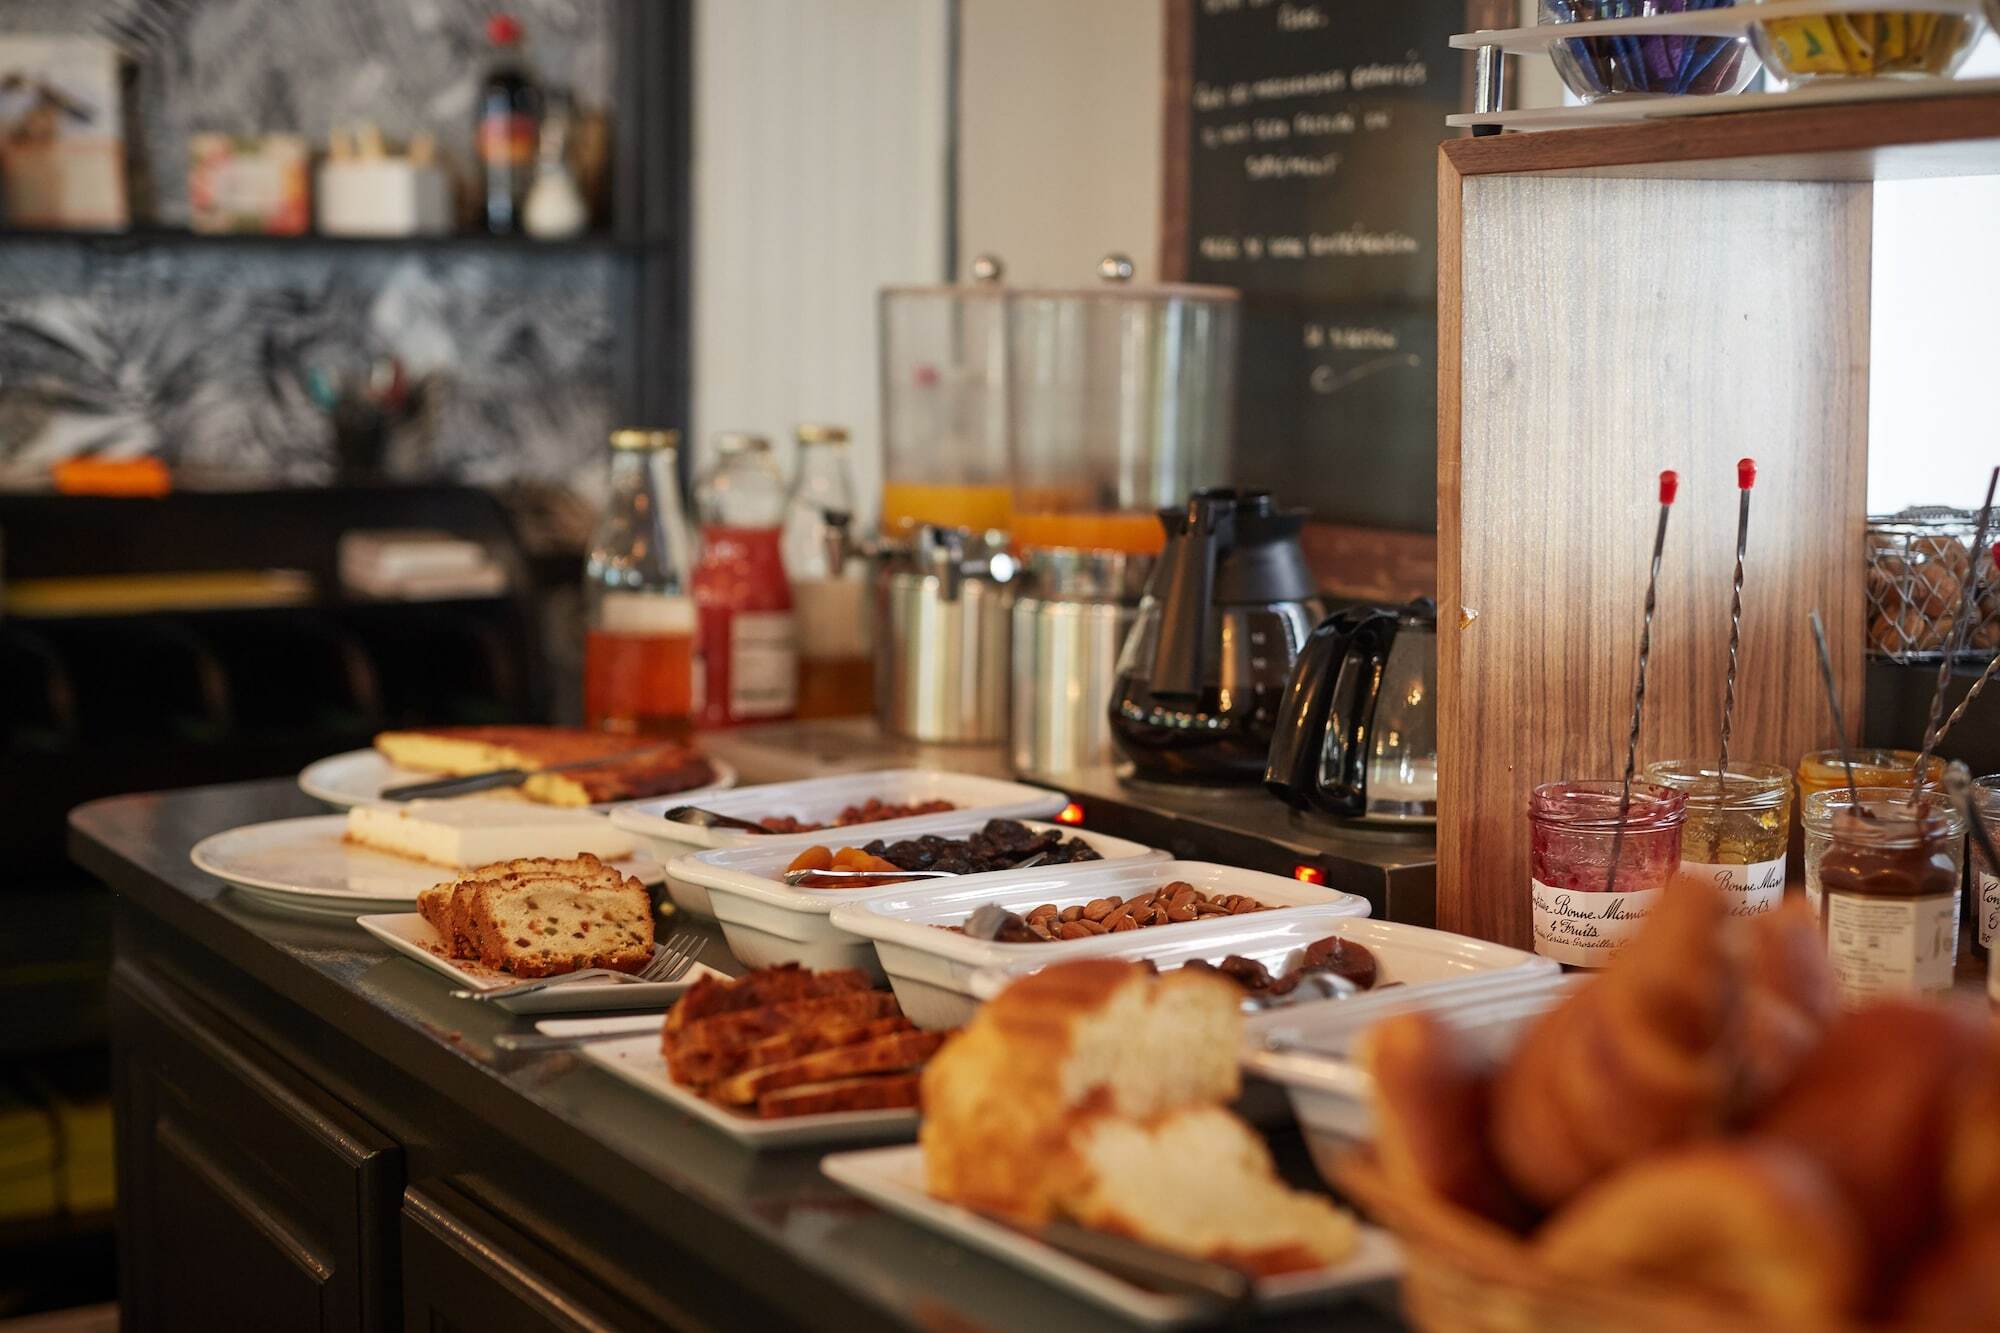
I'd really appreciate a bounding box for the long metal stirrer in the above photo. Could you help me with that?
[1713,458,1756,855]
[1911,465,2000,793]
[1605,470,1678,896]
[1809,609,1861,807]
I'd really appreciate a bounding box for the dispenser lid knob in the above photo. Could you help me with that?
[1097,253,1135,283]
[970,254,1005,284]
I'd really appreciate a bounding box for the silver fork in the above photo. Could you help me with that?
[452,930,704,1001]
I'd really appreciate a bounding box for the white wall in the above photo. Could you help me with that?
[956,0,1166,285]
[690,0,952,518]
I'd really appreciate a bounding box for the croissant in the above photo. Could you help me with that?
[1363,1010,1530,1230]
[1490,879,1739,1209]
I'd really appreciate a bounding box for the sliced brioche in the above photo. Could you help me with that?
[1064,1106,1358,1276]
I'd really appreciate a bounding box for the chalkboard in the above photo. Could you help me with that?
[1167,0,1500,532]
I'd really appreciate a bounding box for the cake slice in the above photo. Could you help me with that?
[346,800,636,868]
[372,725,716,807]
[446,853,631,956]
[463,869,654,978]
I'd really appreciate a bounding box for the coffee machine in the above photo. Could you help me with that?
[1007,257,1241,776]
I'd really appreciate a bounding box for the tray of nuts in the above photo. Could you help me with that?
[826,860,1370,1029]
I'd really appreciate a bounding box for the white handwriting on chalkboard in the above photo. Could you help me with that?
[1246,153,1342,181]
[1197,228,1418,263]
[1193,59,1431,111]
[1305,326,1399,351]
[1310,355,1424,395]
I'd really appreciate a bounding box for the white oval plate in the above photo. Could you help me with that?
[191,814,664,911]
[298,747,737,810]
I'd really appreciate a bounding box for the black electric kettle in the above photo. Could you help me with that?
[1265,598,1438,823]
[1108,490,1323,784]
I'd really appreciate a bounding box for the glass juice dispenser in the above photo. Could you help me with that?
[1007,257,1241,776]
[874,260,1017,744]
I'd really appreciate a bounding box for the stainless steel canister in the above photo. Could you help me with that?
[875,525,1015,744]
[1010,549,1154,777]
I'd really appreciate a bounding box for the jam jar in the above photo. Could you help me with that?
[1808,790,1965,1005]
[1802,786,1965,922]
[1972,774,2000,959]
[1643,760,1792,917]
[1796,747,1942,803]
[1528,781,1686,968]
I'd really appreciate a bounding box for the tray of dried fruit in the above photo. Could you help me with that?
[667,816,1165,977]
[827,861,1372,1029]
[607,768,1071,883]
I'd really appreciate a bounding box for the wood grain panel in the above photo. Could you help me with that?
[1438,171,1870,948]
[1444,91,2000,183]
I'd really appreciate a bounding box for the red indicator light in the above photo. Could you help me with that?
[1293,864,1326,885]
[1055,802,1085,826]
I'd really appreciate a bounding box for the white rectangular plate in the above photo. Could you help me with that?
[578,1035,920,1149]
[356,913,726,1014]
[820,1145,1401,1328]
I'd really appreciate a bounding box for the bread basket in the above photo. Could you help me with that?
[1330,1153,1852,1333]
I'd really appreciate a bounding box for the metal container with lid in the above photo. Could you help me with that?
[1011,548,1155,777]
[875,525,1016,744]
[1008,256,1240,557]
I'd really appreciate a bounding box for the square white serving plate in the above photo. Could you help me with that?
[191,814,662,914]
[578,1034,920,1149]
[672,816,1164,979]
[970,915,1557,1015]
[1242,974,1581,1185]
[829,860,1371,1029]
[820,1144,1401,1328]
[298,747,737,811]
[608,768,1069,909]
[356,913,726,1013]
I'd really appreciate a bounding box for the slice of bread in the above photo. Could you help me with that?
[712,1028,948,1106]
[465,873,653,978]
[1064,1106,1359,1276]
[759,1072,922,1119]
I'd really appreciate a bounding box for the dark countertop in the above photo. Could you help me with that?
[70,778,1402,1332]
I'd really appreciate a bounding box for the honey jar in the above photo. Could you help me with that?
[1809,790,1965,1006]
[1643,760,1793,917]
[1528,781,1686,968]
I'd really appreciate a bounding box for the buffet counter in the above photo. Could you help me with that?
[70,779,1402,1332]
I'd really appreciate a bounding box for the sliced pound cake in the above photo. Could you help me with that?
[420,854,654,978]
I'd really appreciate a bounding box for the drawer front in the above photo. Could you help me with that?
[112,960,402,1333]
[402,1186,644,1333]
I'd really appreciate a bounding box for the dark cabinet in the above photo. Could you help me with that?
[111,961,403,1333]
[402,1186,642,1333]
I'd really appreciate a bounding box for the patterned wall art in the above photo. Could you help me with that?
[0,0,620,494]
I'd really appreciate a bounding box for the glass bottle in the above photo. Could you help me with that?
[1527,780,1686,968]
[782,424,872,718]
[1802,785,1967,924]
[693,433,797,727]
[1642,760,1793,917]
[1815,791,1965,1006]
[477,13,539,235]
[583,429,698,738]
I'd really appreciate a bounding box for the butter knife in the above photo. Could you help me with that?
[380,743,683,801]
[999,1216,1254,1307]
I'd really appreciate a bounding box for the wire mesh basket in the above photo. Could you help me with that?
[1866,507,2000,663]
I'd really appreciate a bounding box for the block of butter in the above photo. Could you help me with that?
[345,800,638,869]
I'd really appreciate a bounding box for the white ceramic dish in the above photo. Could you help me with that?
[356,913,725,1013]
[1242,974,1580,1185]
[578,1034,919,1149]
[673,815,1164,980]
[191,814,663,913]
[608,769,1069,904]
[298,747,737,811]
[829,860,1371,1029]
[820,1144,1401,1328]
[970,915,1557,1012]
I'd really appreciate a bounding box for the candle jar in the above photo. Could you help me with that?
[1803,785,1965,921]
[1643,760,1793,917]
[1528,781,1686,968]
[1812,791,1965,1005]
[1972,774,2000,959]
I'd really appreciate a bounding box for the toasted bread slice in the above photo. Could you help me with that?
[670,1015,915,1091]
[759,1072,922,1120]
[666,963,874,1034]
[713,1029,949,1106]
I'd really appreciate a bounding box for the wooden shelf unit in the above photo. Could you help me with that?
[1430,94,2000,948]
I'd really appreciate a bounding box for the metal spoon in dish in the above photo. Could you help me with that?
[662,805,771,834]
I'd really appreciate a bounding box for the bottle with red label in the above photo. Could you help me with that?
[477,14,539,235]
[693,433,799,727]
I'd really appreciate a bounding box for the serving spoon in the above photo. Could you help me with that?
[662,804,771,833]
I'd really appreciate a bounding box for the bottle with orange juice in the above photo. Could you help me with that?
[583,429,700,738]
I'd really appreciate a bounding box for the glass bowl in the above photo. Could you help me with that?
[1751,5,1984,84]
[1541,0,1762,102]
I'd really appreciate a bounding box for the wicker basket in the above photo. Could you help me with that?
[1866,507,1998,664]
[1331,1153,1861,1333]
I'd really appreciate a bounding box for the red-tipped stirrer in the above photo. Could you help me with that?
[1605,469,1679,896]
[1911,465,2000,793]
[1713,459,1756,839]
